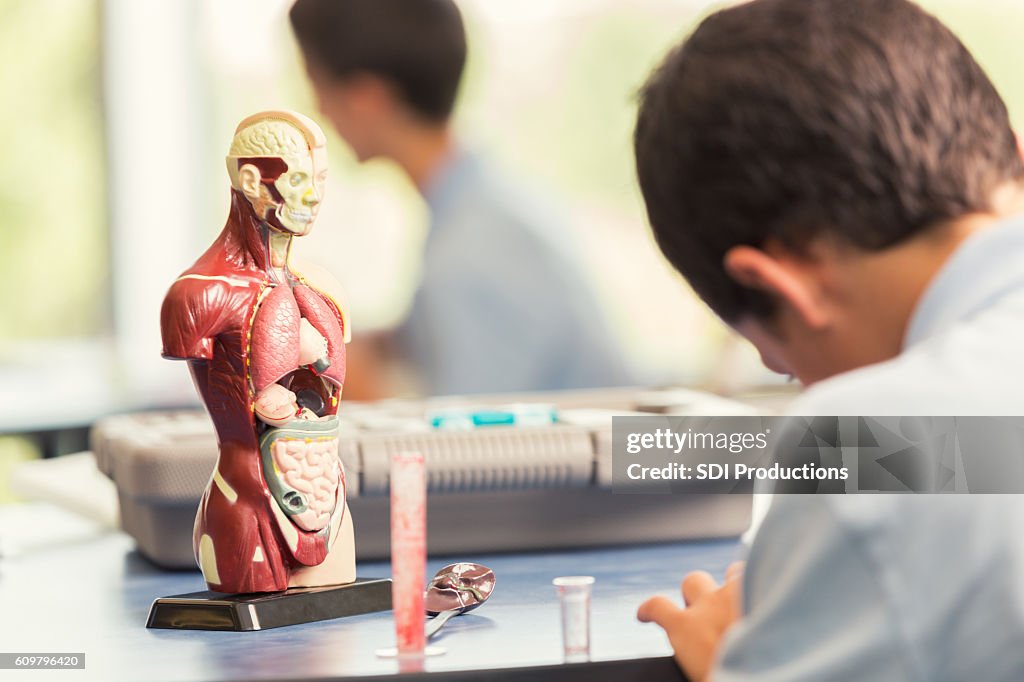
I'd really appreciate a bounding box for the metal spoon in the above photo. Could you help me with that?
[424,562,496,638]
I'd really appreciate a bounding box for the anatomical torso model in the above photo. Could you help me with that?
[160,111,355,593]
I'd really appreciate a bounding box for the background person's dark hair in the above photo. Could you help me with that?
[635,0,1024,322]
[290,0,466,122]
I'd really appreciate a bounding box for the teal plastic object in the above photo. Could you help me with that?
[471,410,517,427]
[429,405,558,430]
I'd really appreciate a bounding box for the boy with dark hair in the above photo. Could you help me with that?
[290,0,630,397]
[633,0,1024,679]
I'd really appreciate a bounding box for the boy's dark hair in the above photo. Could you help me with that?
[635,0,1024,322]
[290,0,466,122]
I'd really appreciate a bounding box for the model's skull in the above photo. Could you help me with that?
[225,111,328,236]
[271,152,327,234]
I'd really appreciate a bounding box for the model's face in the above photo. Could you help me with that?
[270,148,328,235]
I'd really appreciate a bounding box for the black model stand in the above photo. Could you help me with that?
[146,578,392,631]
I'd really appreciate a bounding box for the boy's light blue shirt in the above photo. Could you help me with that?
[396,148,631,396]
[716,218,1024,680]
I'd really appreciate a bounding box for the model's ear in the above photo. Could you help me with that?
[238,164,262,202]
[723,245,829,330]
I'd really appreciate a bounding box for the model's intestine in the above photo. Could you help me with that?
[271,436,342,532]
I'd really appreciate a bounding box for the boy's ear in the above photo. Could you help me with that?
[723,245,829,330]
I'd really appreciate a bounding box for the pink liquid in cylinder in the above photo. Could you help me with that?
[390,451,426,654]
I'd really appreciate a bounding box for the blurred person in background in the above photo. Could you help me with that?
[289,0,632,399]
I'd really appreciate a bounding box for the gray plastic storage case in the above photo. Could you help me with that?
[92,389,754,569]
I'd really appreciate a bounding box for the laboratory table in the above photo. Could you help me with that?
[0,531,742,681]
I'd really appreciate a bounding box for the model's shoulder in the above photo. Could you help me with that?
[162,268,261,323]
[172,266,262,289]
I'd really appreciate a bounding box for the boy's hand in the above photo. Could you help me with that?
[637,561,744,682]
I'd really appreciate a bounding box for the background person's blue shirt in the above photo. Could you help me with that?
[396,148,631,396]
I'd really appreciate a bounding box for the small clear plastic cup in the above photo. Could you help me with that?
[553,576,595,661]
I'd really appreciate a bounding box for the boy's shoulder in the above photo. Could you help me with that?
[786,355,926,417]
[788,317,1024,417]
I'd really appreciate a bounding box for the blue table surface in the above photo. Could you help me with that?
[0,531,742,682]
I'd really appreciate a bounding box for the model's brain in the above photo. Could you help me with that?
[229,119,309,158]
